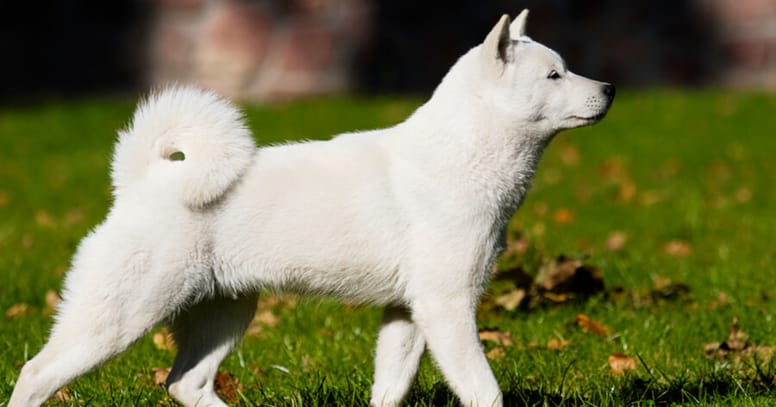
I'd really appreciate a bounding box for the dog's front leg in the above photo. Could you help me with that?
[411,295,502,407]
[370,305,426,406]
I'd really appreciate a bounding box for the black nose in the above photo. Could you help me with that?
[603,83,616,99]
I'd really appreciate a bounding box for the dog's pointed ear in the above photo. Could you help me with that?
[510,9,529,38]
[483,14,512,70]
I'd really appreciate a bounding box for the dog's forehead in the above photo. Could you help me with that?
[513,39,565,68]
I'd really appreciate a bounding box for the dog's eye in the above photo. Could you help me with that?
[547,70,561,80]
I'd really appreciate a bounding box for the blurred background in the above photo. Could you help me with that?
[1,0,775,103]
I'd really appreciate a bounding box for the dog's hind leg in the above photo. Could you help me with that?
[8,281,185,407]
[370,305,426,406]
[166,293,258,407]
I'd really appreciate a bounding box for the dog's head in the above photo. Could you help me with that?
[479,10,614,133]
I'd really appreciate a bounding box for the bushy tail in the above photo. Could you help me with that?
[111,86,257,208]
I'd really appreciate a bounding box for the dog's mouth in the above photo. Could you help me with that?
[570,111,608,124]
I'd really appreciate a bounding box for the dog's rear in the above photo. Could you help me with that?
[9,87,258,407]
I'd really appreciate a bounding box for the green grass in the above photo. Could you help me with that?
[1,90,775,406]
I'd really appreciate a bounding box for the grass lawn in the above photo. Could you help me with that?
[1,90,775,406]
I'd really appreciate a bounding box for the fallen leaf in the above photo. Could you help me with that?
[246,323,263,338]
[618,179,637,203]
[215,370,245,404]
[44,290,60,315]
[710,291,730,310]
[486,347,506,360]
[553,208,575,224]
[559,144,580,166]
[664,240,692,257]
[576,313,614,338]
[542,292,569,303]
[608,353,637,376]
[703,317,774,364]
[64,209,85,225]
[639,190,663,206]
[153,330,176,351]
[152,367,171,385]
[479,329,514,347]
[547,338,572,351]
[254,310,280,327]
[52,387,72,402]
[735,187,752,203]
[599,158,628,181]
[533,202,548,216]
[726,317,749,351]
[495,289,526,311]
[21,235,33,249]
[6,303,31,319]
[651,276,691,300]
[35,210,56,228]
[535,256,604,299]
[606,231,628,251]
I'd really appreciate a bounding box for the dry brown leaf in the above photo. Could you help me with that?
[535,256,604,299]
[495,289,526,311]
[6,303,31,320]
[553,208,575,224]
[64,209,85,225]
[559,144,580,166]
[710,291,730,310]
[576,313,614,338]
[618,179,637,203]
[254,310,280,327]
[608,353,637,376]
[246,323,263,338]
[35,210,56,228]
[21,235,33,249]
[153,331,176,351]
[663,240,692,257]
[52,387,72,402]
[726,317,749,351]
[486,347,506,360]
[215,370,245,404]
[639,190,663,206]
[606,231,628,251]
[44,290,60,315]
[735,187,752,203]
[152,367,171,385]
[599,158,627,181]
[533,202,548,216]
[547,338,572,351]
[703,317,774,364]
[479,329,514,347]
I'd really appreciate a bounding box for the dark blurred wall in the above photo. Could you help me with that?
[1,0,774,103]
[0,1,148,102]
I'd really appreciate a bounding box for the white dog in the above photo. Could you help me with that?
[10,10,613,407]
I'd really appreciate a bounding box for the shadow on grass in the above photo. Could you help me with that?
[284,373,774,406]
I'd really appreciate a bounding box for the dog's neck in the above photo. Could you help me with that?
[396,51,556,219]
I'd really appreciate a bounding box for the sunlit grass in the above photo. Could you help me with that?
[1,90,775,405]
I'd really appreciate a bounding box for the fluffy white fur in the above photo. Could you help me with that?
[10,10,614,407]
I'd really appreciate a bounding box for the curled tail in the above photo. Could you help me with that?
[111,86,257,208]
